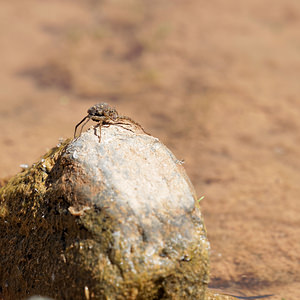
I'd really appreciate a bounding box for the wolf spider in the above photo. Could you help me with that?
[74,103,147,141]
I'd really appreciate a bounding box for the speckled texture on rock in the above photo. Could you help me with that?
[0,125,216,299]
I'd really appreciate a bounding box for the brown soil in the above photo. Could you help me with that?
[1,1,299,299]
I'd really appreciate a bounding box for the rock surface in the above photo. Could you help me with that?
[0,124,232,300]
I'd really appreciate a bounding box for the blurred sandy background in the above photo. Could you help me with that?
[1,1,300,299]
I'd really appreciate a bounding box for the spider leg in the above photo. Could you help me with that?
[94,120,103,142]
[103,119,134,133]
[113,123,135,133]
[79,117,91,136]
[74,115,89,138]
[113,121,131,126]
[118,116,150,135]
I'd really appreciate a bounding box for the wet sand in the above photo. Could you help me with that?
[1,1,300,299]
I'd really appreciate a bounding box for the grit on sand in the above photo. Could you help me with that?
[0,1,299,299]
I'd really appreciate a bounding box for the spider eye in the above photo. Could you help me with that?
[110,110,118,119]
[87,107,96,115]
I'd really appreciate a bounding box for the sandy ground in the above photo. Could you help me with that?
[1,0,300,299]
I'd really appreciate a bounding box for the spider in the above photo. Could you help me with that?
[74,103,148,141]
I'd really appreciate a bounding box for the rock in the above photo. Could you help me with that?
[26,296,53,300]
[0,124,232,300]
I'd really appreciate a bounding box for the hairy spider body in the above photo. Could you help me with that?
[88,103,118,121]
[74,103,148,141]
